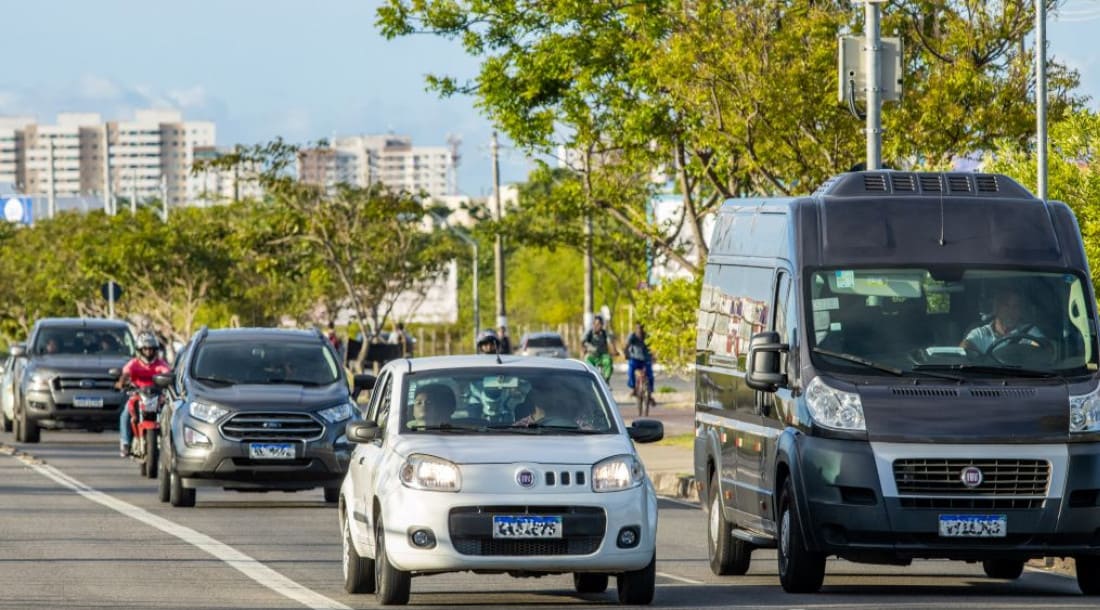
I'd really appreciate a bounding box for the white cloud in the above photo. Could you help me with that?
[78,74,122,100]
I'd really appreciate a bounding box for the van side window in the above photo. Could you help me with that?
[713,265,773,371]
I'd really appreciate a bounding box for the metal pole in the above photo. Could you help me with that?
[583,150,594,331]
[47,139,56,219]
[103,127,114,215]
[1036,0,1048,199]
[865,0,882,170]
[491,131,507,329]
[472,242,480,344]
[160,174,168,221]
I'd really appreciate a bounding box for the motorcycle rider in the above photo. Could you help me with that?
[116,331,170,457]
[476,329,501,355]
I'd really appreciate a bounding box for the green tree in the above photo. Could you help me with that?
[633,277,702,373]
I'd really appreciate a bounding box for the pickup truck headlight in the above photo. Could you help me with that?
[805,376,866,431]
[1070,386,1100,433]
[27,373,52,392]
[400,454,461,492]
[317,401,356,424]
[592,454,644,492]
[189,401,229,424]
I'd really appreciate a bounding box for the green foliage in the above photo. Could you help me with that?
[633,277,702,374]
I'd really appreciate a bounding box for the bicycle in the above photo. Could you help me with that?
[633,366,650,417]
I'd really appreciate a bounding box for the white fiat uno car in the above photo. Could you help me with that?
[338,355,664,605]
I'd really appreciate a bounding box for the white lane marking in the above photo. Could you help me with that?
[656,571,703,584]
[14,454,350,610]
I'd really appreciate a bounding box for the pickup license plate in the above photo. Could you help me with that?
[492,515,563,539]
[938,514,1006,538]
[248,443,295,459]
[73,396,104,408]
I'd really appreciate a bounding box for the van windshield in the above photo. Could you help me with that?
[808,268,1098,376]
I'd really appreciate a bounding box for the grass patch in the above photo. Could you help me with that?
[657,432,695,449]
[657,385,678,394]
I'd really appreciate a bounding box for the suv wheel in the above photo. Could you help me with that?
[374,514,411,605]
[777,477,825,593]
[158,454,171,502]
[342,509,376,593]
[169,469,196,507]
[708,473,751,575]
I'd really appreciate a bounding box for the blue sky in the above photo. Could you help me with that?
[1,0,1098,196]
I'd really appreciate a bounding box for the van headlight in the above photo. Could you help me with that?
[318,401,356,423]
[400,454,461,492]
[805,376,866,431]
[592,455,644,492]
[189,401,229,424]
[1070,387,1100,433]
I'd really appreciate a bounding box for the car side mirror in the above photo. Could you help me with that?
[346,419,380,443]
[153,374,173,388]
[627,419,664,444]
[9,343,26,358]
[352,373,376,401]
[745,331,788,392]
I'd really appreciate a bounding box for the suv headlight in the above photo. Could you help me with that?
[27,372,52,392]
[592,454,644,492]
[318,401,356,424]
[400,454,461,492]
[1070,386,1100,433]
[805,376,866,431]
[189,401,229,424]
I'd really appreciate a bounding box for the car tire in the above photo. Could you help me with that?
[144,429,158,479]
[324,486,339,504]
[1,409,12,433]
[374,514,411,605]
[15,405,39,443]
[1076,556,1100,595]
[616,551,655,605]
[157,453,171,502]
[982,559,1024,580]
[169,469,196,508]
[573,573,609,593]
[708,473,751,575]
[343,509,376,594]
[777,477,825,593]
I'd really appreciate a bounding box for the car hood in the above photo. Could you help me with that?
[191,382,348,409]
[31,354,131,375]
[389,433,634,465]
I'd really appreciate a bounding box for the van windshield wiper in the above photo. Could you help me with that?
[912,363,1057,379]
[812,347,902,376]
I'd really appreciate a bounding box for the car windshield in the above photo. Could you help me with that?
[808,268,1098,377]
[34,327,135,356]
[400,368,615,434]
[191,340,340,385]
[526,336,565,348]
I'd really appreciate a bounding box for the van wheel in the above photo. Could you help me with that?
[374,515,410,605]
[1076,556,1100,595]
[982,559,1024,580]
[343,510,376,593]
[777,477,825,593]
[573,573,608,593]
[169,470,196,507]
[708,473,751,575]
[616,551,656,605]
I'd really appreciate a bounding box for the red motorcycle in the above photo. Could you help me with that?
[124,384,164,478]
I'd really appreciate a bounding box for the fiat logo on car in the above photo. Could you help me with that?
[516,469,535,488]
[960,466,983,488]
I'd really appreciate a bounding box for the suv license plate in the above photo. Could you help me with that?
[938,514,1006,538]
[249,443,295,459]
[73,396,104,408]
[492,515,563,539]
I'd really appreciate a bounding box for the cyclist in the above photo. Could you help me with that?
[626,322,656,409]
[582,315,619,383]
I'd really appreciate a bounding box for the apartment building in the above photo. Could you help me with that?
[191,146,264,205]
[298,134,458,199]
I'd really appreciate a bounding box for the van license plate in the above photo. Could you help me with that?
[249,443,295,459]
[938,514,1006,537]
[492,515,563,539]
[73,396,104,408]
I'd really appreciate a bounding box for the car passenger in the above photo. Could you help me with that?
[408,384,456,429]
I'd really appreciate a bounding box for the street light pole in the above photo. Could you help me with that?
[865,0,883,170]
[491,131,507,330]
[1036,0,1048,199]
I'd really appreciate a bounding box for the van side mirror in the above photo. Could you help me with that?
[10,343,26,358]
[352,374,376,401]
[627,419,664,443]
[745,331,788,392]
[346,420,380,443]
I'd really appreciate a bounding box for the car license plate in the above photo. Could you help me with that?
[73,396,104,408]
[938,514,1007,538]
[248,443,295,459]
[492,515,563,539]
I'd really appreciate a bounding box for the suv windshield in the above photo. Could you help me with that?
[34,326,135,356]
[808,268,1098,377]
[400,368,615,434]
[526,335,565,348]
[191,340,340,385]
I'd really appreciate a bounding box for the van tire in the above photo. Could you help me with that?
[1076,556,1100,595]
[708,473,751,575]
[982,559,1024,580]
[777,477,825,593]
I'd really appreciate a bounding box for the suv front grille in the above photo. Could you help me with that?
[893,459,1049,496]
[220,412,324,441]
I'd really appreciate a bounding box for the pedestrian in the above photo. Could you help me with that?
[389,322,412,357]
[326,321,345,365]
[497,325,512,355]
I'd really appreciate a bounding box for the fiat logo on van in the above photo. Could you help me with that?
[960,466,984,488]
[516,469,535,488]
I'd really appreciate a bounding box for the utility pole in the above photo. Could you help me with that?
[47,138,56,219]
[491,131,507,331]
[160,174,169,222]
[102,128,114,215]
[865,0,883,170]
[582,147,594,332]
[1036,0,1048,199]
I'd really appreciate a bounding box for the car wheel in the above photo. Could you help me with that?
[982,559,1024,580]
[343,509,376,593]
[15,405,39,443]
[374,514,411,605]
[1,409,12,433]
[616,551,655,605]
[144,429,158,479]
[777,477,825,593]
[169,469,196,508]
[1076,556,1100,595]
[708,473,751,575]
[324,486,339,504]
[157,453,171,502]
[573,573,609,593]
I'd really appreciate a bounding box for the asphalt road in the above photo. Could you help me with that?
[0,428,1091,609]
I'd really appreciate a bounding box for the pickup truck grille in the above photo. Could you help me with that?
[53,377,118,391]
[893,458,1049,496]
[219,412,324,441]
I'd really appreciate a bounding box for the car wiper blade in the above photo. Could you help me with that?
[408,424,481,433]
[482,423,604,434]
[912,364,1057,378]
[192,375,235,385]
[812,347,902,376]
[264,378,325,386]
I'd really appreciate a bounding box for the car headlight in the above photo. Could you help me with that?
[1070,386,1100,433]
[189,401,229,424]
[184,425,211,447]
[805,376,866,431]
[592,454,644,492]
[27,372,51,391]
[399,454,461,492]
[318,401,356,424]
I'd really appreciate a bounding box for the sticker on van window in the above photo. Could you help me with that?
[813,311,831,329]
[835,270,855,288]
[829,322,842,331]
[865,277,887,287]
[812,297,839,311]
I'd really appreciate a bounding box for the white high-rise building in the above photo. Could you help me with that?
[298,134,458,199]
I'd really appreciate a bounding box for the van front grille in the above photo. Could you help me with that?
[894,458,1049,496]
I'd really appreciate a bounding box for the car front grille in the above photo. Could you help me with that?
[449,506,606,556]
[893,458,1050,496]
[220,412,324,441]
[451,537,603,556]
